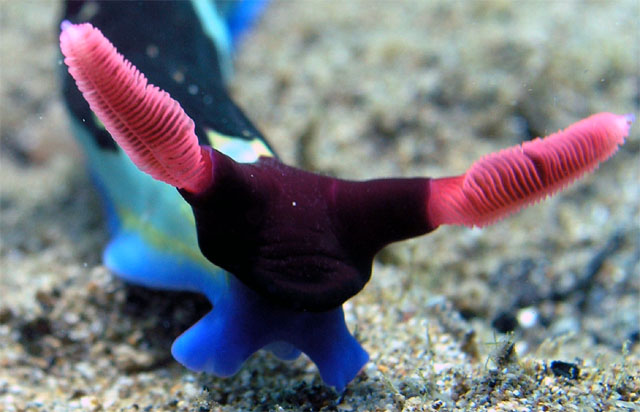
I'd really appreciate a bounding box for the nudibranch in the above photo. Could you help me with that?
[60,2,633,391]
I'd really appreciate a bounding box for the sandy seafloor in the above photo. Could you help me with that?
[1,0,639,411]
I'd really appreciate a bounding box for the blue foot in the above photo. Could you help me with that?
[172,276,368,391]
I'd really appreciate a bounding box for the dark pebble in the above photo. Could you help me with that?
[550,361,580,380]
[492,311,518,333]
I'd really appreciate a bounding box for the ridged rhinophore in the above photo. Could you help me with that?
[60,22,212,193]
[429,112,632,227]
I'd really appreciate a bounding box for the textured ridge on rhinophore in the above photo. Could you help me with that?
[60,22,212,193]
[428,112,632,228]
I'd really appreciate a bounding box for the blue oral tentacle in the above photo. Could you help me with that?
[172,276,368,391]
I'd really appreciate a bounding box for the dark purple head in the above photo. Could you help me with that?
[181,147,435,311]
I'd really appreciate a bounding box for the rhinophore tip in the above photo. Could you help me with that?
[60,22,212,193]
[428,112,632,228]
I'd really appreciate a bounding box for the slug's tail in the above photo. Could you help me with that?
[60,21,212,194]
[428,112,633,228]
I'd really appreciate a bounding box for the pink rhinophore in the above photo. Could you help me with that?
[428,112,633,227]
[60,23,212,193]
